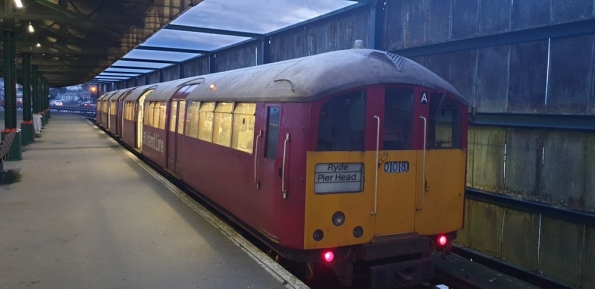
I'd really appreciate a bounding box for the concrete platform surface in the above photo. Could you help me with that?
[0,113,302,289]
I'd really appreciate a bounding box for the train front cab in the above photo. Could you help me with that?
[304,85,467,287]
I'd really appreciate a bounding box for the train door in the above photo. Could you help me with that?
[136,90,152,150]
[373,87,417,236]
[107,97,111,130]
[254,104,283,232]
[118,91,130,138]
[413,92,467,234]
[166,86,193,175]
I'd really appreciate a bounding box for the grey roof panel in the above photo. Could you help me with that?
[184,49,465,104]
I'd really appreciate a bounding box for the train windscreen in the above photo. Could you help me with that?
[316,90,366,151]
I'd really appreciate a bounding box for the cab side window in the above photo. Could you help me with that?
[430,94,461,149]
[317,90,365,151]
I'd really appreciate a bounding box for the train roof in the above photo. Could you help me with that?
[182,49,465,104]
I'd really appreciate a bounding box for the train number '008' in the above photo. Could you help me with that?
[384,161,409,173]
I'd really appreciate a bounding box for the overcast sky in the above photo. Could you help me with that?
[104,0,354,77]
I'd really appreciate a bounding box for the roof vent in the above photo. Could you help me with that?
[369,51,405,71]
[353,40,364,49]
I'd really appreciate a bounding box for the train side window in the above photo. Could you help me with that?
[110,101,117,115]
[126,103,133,121]
[232,103,256,153]
[198,102,215,142]
[153,102,161,128]
[127,103,133,120]
[265,107,280,159]
[317,90,365,151]
[185,101,199,138]
[154,102,160,128]
[177,100,186,134]
[169,101,178,132]
[158,102,167,130]
[147,102,156,127]
[213,102,234,147]
[384,88,413,150]
[429,94,461,149]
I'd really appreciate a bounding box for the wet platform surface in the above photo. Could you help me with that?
[0,113,302,289]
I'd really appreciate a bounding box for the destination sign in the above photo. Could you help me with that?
[314,163,364,194]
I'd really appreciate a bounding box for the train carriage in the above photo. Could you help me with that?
[105,48,468,288]
[96,91,112,128]
[120,84,159,151]
[107,88,134,137]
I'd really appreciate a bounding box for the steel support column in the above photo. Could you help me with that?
[2,24,22,161]
[3,28,17,131]
[21,53,34,144]
[32,65,42,136]
[42,78,49,124]
[260,36,271,65]
[367,0,377,49]
[209,53,217,73]
[32,66,39,114]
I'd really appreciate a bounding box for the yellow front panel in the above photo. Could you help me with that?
[304,151,376,249]
[375,151,417,236]
[414,149,466,235]
[304,149,466,250]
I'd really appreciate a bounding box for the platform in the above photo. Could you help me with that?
[0,113,305,289]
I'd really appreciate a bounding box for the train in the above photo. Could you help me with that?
[96,48,468,288]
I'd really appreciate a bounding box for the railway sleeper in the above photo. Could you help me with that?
[369,258,433,288]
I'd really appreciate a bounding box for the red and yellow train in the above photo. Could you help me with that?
[97,48,468,287]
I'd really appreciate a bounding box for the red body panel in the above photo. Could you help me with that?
[100,102,109,128]
[177,102,308,249]
[122,118,136,148]
[108,112,119,136]
[142,125,167,168]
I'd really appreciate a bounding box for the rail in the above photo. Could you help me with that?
[466,188,595,227]
[451,245,574,289]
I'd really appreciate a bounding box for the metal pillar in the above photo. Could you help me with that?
[3,28,17,131]
[2,25,22,160]
[32,65,42,136]
[21,53,34,144]
[41,77,48,125]
[43,78,50,123]
[32,65,39,114]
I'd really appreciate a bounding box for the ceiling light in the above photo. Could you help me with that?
[28,22,34,33]
[14,0,23,8]
[36,43,41,47]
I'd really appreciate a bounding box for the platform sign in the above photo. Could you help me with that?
[314,163,364,194]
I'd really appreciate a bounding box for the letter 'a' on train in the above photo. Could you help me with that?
[96,45,468,288]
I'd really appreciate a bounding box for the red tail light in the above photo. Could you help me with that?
[438,235,447,246]
[323,251,334,263]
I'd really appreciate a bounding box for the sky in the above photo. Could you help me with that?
[100,0,355,80]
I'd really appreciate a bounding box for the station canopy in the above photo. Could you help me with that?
[0,0,355,87]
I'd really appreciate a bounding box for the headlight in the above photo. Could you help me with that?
[313,229,324,241]
[332,211,345,226]
[353,226,363,238]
